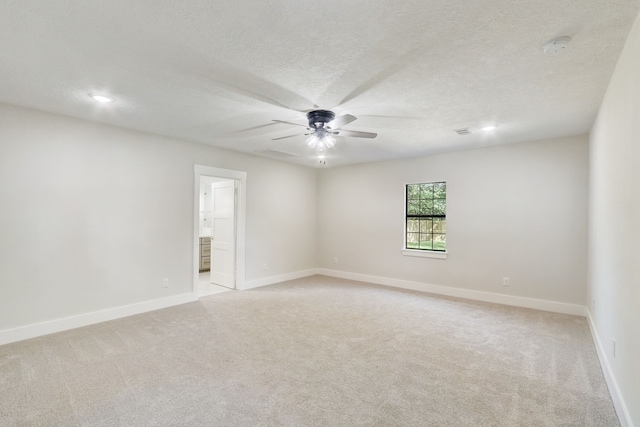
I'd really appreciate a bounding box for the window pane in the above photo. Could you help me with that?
[433,199,446,215]
[420,199,433,215]
[420,183,433,199]
[408,200,420,215]
[433,234,446,251]
[406,232,420,248]
[407,219,420,233]
[433,219,446,234]
[420,219,432,233]
[420,234,433,250]
[407,184,420,199]
[433,182,446,198]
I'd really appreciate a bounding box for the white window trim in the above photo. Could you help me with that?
[402,249,448,259]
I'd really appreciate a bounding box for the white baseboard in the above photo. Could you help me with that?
[242,268,318,290]
[0,269,586,346]
[586,310,633,427]
[318,269,586,316]
[0,292,198,346]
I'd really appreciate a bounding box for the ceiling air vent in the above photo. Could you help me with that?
[454,128,471,135]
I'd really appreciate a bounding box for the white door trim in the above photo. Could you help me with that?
[193,165,247,294]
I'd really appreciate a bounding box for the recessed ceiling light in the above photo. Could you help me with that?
[481,125,496,131]
[90,94,112,103]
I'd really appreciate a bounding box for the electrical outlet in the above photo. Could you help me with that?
[162,278,169,288]
[333,257,338,264]
[502,277,510,287]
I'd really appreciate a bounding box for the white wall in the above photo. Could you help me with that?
[318,135,589,306]
[0,103,317,332]
[589,9,640,426]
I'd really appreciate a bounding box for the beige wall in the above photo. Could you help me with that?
[318,135,589,305]
[0,103,317,331]
[589,9,640,425]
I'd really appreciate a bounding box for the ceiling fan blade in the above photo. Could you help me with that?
[272,133,303,141]
[222,122,280,136]
[272,120,308,128]
[336,129,377,139]
[330,114,357,129]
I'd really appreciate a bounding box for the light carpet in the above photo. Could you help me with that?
[0,275,618,426]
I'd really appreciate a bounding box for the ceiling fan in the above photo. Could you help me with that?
[272,110,377,151]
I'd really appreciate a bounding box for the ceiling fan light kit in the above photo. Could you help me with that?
[305,110,338,151]
[306,133,336,151]
[273,109,377,152]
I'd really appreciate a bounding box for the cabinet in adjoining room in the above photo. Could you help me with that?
[199,237,210,271]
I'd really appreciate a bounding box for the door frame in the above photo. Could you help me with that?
[193,165,247,294]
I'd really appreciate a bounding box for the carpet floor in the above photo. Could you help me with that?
[0,275,618,426]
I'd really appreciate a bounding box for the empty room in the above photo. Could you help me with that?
[1,1,639,426]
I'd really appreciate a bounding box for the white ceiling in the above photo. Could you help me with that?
[1,1,638,167]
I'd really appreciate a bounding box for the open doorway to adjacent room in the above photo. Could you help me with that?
[193,165,247,297]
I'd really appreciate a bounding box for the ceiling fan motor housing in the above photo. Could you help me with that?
[307,110,335,128]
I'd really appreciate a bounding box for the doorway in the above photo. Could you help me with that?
[193,165,247,296]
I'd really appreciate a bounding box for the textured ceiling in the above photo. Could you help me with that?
[1,1,639,167]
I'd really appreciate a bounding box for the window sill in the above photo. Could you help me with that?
[402,249,448,259]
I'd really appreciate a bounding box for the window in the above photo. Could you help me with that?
[405,182,446,252]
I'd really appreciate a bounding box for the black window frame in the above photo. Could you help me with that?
[405,182,447,252]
